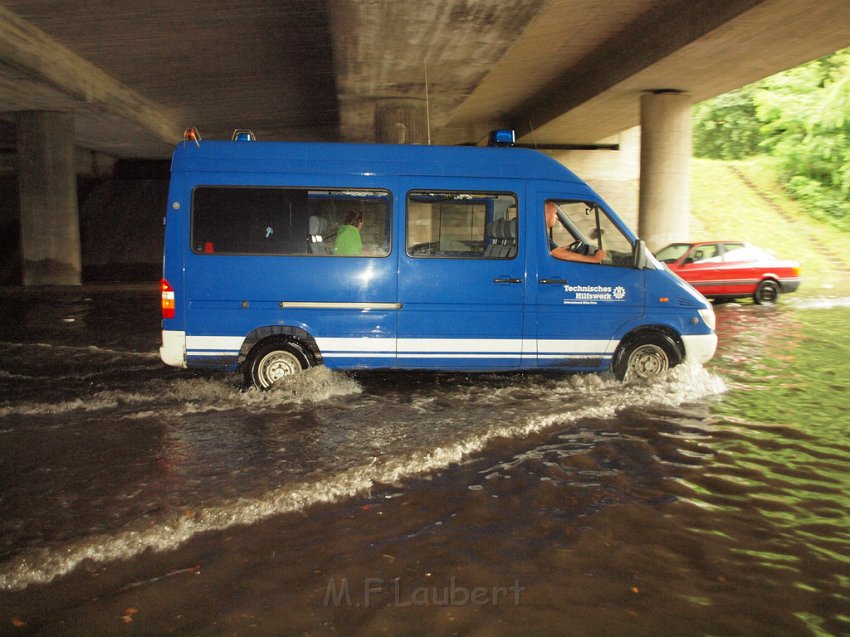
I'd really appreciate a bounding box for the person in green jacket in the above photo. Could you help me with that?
[334,209,364,255]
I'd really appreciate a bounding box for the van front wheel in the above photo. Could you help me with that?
[245,339,311,389]
[613,333,682,381]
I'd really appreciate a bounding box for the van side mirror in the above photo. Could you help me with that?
[633,240,647,269]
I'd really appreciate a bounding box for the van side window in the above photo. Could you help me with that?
[191,186,391,256]
[406,191,518,258]
[547,200,634,267]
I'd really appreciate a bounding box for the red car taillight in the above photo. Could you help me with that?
[161,278,175,319]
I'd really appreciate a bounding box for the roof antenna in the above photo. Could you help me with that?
[528,121,538,150]
[424,61,432,145]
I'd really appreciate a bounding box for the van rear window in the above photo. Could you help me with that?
[406,191,518,259]
[191,186,391,256]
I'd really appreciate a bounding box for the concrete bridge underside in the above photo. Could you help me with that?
[1,0,849,283]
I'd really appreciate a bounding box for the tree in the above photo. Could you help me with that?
[693,48,850,227]
[693,87,761,160]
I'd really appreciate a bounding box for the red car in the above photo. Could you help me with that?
[655,241,801,304]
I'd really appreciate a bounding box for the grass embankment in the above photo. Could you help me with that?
[690,157,850,296]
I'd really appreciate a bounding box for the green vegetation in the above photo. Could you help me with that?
[693,47,850,232]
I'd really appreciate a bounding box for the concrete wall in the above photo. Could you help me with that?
[0,162,167,285]
[548,127,641,229]
[78,163,168,281]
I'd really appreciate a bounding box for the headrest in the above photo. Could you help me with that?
[309,215,325,235]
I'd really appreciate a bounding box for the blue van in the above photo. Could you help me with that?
[160,131,716,388]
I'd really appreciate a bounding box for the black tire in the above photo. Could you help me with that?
[244,339,312,389]
[753,279,780,305]
[613,333,682,381]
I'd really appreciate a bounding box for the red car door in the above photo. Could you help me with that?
[676,243,722,295]
[714,242,758,295]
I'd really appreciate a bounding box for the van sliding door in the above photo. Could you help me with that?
[397,179,527,370]
[185,183,398,370]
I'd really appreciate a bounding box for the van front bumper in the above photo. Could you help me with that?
[681,333,718,365]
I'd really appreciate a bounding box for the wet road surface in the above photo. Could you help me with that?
[0,285,849,636]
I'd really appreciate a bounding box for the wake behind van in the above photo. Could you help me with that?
[160,131,717,388]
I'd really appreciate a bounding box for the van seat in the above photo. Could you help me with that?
[483,218,518,258]
[505,218,517,258]
[484,220,498,257]
[308,216,331,254]
[492,219,506,257]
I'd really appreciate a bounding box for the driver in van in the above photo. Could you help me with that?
[545,201,607,263]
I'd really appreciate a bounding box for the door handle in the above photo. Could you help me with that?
[539,278,567,285]
[493,277,523,284]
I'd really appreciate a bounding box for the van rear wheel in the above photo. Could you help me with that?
[613,333,682,381]
[245,339,311,389]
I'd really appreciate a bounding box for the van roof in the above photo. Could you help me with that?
[171,140,585,184]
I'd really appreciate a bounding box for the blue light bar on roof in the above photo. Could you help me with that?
[232,129,256,141]
[488,129,515,147]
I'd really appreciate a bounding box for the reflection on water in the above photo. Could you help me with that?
[694,301,850,636]
[0,287,849,636]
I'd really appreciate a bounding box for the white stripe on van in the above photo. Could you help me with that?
[185,336,614,360]
[187,351,240,357]
[186,336,245,352]
[186,336,245,353]
[537,339,618,355]
[397,338,524,354]
[315,337,395,354]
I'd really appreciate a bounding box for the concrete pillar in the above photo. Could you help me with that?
[638,91,692,251]
[16,111,81,286]
[374,98,428,144]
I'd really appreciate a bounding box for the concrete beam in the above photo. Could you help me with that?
[512,0,766,138]
[0,4,180,151]
[328,0,547,142]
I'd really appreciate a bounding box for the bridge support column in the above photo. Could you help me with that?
[16,111,81,286]
[638,91,692,251]
[375,98,428,144]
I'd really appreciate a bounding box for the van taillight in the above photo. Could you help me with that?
[161,279,175,319]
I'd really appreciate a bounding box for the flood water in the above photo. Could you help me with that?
[0,284,849,636]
